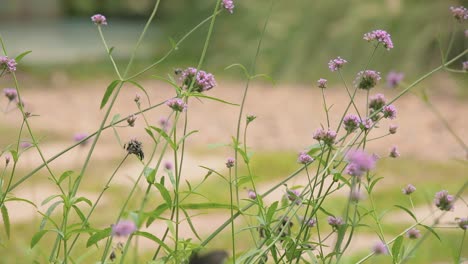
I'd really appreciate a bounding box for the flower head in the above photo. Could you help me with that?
[360,118,373,131]
[345,150,377,177]
[247,189,257,199]
[363,30,394,50]
[389,146,400,158]
[297,151,314,164]
[166,98,187,112]
[383,105,397,119]
[164,161,173,171]
[20,141,32,149]
[349,189,364,202]
[317,78,327,88]
[354,70,381,90]
[0,56,17,73]
[343,114,360,133]
[286,189,301,205]
[328,57,347,72]
[457,217,468,230]
[463,61,468,71]
[313,128,337,145]
[402,184,416,195]
[369,94,387,110]
[181,67,216,92]
[328,216,344,230]
[3,88,17,101]
[124,138,144,160]
[74,133,90,146]
[389,124,398,134]
[226,157,235,168]
[112,220,136,237]
[406,228,421,239]
[222,0,235,13]
[127,114,137,127]
[434,190,455,211]
[303,217,317,228]
[450,6,468,22]
[372,241,388,255]
[159,117,170,132]
[386,71,404,88]
[91,14,107,25]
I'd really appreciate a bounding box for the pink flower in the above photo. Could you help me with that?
[317,78,327,88]
[363,30,394,50]
[112,220,136,237]
[450,6,468,22]
[91,14,107,25]
[354,70,381,90]
[222,0,235,14]
[345,150,377,177]
[434,190,455,211]
[386,71,404,88]
[297,151,314,164]
[225,157,235,168]
[328,57,347,72]
[166,98,187,112]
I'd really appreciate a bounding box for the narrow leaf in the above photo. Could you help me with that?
[30,230,48,248]
[181,208,201,241]
[150,126,176,150]
[154,183,172,206]
[134,231,171,252]
[391,235,404,261]
[15,50,32,62]
[100,80,120,109]
[126,80,151,105]
[420,224,441,242]
[394,205,417,222]
[1,205,10,238]
[180,203,238,210]
[144,167,156,184]
[86,228,112,247]
[58,170,74,185]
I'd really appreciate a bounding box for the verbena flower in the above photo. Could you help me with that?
[434,190,455,211]
[134,93,141,104]
[303,217,317,228]
[20,141,32,149]
[127,114,137,127]
[5,156,11,166]
[406,228,421,239]
[3,88,17,101]
[343,114,360,133]
[383,104,397,119]
[74,133,89,146]
[349,189,364,202]
[313,128,337,145]
[159,117,170,132]
[226,157,235,168]
[386,71,404,88]
[317,78,327,88]
[328,57,347,72]
[164,161,173,171]
[372,241,388,255]
[112,220,136,237]
[181,67,216,92]
[297,151,314,164]
[166,98,187,112]
[457,217,468,230]
[247,189,257,199]
[363,30,394,50]
[345,150,377,177]
[287,189,301,205]
[389,146,400,158]
[354,70,381,90]
[328,216,344,230]
[463,61,468,71]
[450,6,468,22]
[125,138,144,160]
[91,14,107,25]
[389,124,398,134]
[402,184,416,195]
[222,0,235,14]
[369,93,387,110]
[360,118,373,131]
[0,56,17,73]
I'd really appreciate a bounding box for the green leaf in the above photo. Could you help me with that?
[72,197,92,207]
[108,47,115,55]
[394,205,417,222]
[154,183,172,206]
[15,50,32,62]
[391,235,404,262]
[30,230,48,248]
[1,205,10,238]
[151,75,182,94]
[100,80,120,109]
[146,204,169,227]
[177,130,199,146]
[126,80,151,106]
[40,200,63,230]
[41,194,61,206]
[181,208,201,241]
[134,231,171,252]
[86,228,112,247]
[150,126,176,150]
[180,203,238,210]
[225,63,250,79]
[58,170,74,185]
[189,94,239,106]
[420,224,441,242]
[144,167,156,184]
[368,177,384,193]
[111,114,121,125]
[266,201,278,222]
[10,150,18,163]
[5,197,37,208]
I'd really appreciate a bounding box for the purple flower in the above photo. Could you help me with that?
[297,151,314,164]
[303,217,317,228]
[386,71,404,88]
[434,190,455,211]
[360,118,373,131]
[181,67,217,92]
[74,133,89,146]
[159,117,170,132]
[406,228,421,239]
[317,78,327,88]
[450,6,468,22]
[287,189,301,205]
[164,161,173,171]
[354,70,381,90]
[345,150,377,177]
[127,114,137,127]
[112,220,136,237]
[222,0,235,14]
[20,141,33,149]
[349,189,364,202]
[0,56,17,73]
[91,14,107,25]
[369,93,387,110]
[383,104,397,119]
[363,30,394,50]
[5,155,11,166]
[328,57,347,72]
[343,114,360,133]
[3,88,17,101]
[457,217,468,230]
[226,157,235,168]
[166,98,187,112]
[134,93,141,104]
[247,189,257,199]
[402,184,416,195]
[372,241,388,255]
[463,61,468,71]
[389,146,400,158]
[389,124,398,134]
[313,128,337,145]
[328,216,344,230]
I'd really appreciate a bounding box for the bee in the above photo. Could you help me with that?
[174,68,183,75]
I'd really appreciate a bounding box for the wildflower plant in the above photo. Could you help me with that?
[0,1,467,264]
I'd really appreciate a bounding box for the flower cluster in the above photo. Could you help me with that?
[450,6,468,22]
[434,190,455,211]
[389,146,400,158]
[402,184,416,195]
[372,241,388,255]
[297,151,314,164]
[159,117,170,132]
[354,70,381,90]
[222,0,235,14]
[112,220,136,237]
[369,94,387,110]
[0,56,17,73]
[328,57,347,72]
[3,88,17,101]
[286,189,301,205]
[317,78,327,88]
[313,128,337,145]
[360,118,373,131]
[166,98,187,112]
[303,217,317,228]
[327,216,344,230]
[345,150,377,177]
[458,217,468,230]
[181,67,217,92]
[383,105,397,119]
[225,157,235,168]
[343,114,360,133]
[247,189,257,199]
[406,228,421,239]
[91,14,107,25]
[389,124,398,134]
[363,29,394,50]
[386,71,404,88]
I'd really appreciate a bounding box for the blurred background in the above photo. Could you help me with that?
[0,0,467,263]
